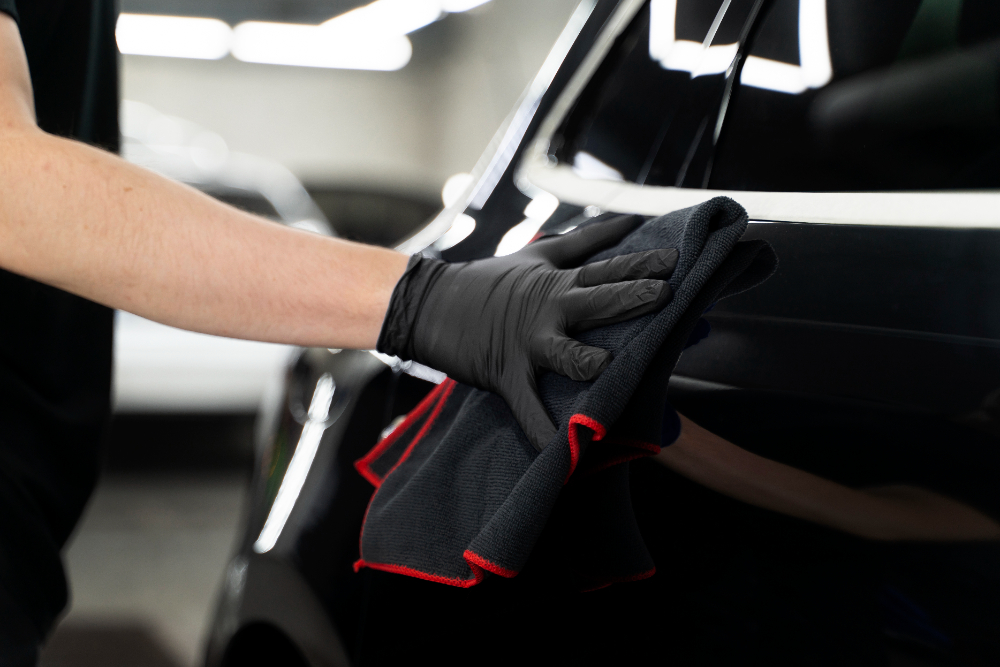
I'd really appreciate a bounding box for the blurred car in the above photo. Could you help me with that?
[115,101,331,413]
[206,1,1000,665]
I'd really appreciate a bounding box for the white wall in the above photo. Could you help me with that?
[121,0,581,198]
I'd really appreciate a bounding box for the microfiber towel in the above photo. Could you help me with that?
[354,197,778,589]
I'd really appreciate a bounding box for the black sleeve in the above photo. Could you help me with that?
[0,0,17,23]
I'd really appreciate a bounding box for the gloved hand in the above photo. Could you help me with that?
[378,215,678,451]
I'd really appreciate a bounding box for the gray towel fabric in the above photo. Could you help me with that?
[355,197,778,589]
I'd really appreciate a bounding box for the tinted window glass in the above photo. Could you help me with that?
[552,0,1000,192]
[710,0,1000,191]
[553,0,761,187]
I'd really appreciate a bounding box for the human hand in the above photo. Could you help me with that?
[378,215,678,450]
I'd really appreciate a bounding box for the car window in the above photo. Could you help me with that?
[551,0,762,188]
[710,0,1000,191]
[550,0,1000,193]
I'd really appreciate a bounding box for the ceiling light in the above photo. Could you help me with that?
[116,14,232,60]
[441,0,493,12]
[232,22,412,70]
[323,0,443,38]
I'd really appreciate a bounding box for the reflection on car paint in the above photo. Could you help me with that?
[254,374,336,553]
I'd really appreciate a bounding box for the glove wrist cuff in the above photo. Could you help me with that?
[377,254,443,361]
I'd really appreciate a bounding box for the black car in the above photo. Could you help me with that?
[206,1,1000,664]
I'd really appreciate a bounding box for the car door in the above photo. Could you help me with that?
[515,0,1000,663]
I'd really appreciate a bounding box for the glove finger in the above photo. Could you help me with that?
[538,334,612,382]
[563,280,672,331]
[578,248,679,286]
[506,370,558,452]
[530,214,643,268]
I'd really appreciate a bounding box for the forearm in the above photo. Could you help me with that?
[0,126,408,349]
[656,414,1000,541]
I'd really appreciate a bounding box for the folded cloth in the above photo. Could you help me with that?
[354,197,778,589]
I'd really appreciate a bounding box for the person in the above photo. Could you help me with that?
[0,2,679,662]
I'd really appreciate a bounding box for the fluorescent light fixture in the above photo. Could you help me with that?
[254,374,335,553]
[117,0,492,69]
[323,0,442,38]
[232,21,412,70]
[433,213,477,251]
[495,217,545,256]
[648,0,832,94]
[441,172,475,207]
[116,14,232,59]
[523,191,560,222]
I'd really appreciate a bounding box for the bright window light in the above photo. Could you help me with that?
[232,22,412,70]
[116,14,232,60]
[441,172,475,207]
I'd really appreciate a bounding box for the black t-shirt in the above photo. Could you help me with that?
[0,0,120,637]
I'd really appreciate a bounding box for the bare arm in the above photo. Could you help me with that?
[656,413,1000,541]
[0,15,408,349]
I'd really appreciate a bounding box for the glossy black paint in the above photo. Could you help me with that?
[680,222,1000,413]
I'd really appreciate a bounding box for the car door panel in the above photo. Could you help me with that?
[676,221,1000,416]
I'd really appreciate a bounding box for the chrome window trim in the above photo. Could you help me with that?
[517,0,1000,229]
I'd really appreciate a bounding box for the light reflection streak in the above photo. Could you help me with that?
[254,374,335,553]
[648,0,832,94]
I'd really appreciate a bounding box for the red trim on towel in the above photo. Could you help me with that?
[354,378,453,488]
[463,550,519,578]
[350,549,519,588]
[380,378,456,480]
[353,558,485,588]
[566,414,606,482]
[581,567,657,592]
[355,380,458,574]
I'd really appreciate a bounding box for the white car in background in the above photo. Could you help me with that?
[115,101,332,413]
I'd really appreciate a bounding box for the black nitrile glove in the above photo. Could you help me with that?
[377,215,678,451]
